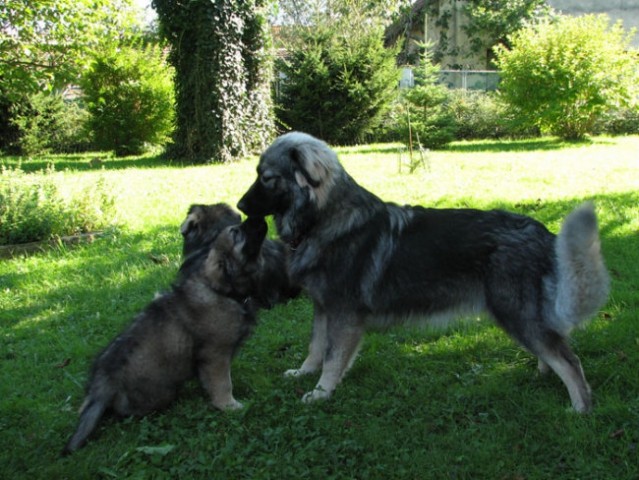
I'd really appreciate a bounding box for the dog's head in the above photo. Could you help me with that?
[237,132,341,243]
[201,216,269,297]
[180,203,242,257]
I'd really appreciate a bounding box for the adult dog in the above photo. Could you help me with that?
[237,131,610,413]
[180,203,300,307]
[63,217,269,454]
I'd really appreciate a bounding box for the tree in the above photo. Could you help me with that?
[494,14,638,140]
[397,44,456,149]
[81,44,175,156]
[153,0,274,163]
[0,0,144,152]
[275,0,401,144]
[0,0,139,100]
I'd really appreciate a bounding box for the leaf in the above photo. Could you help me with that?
[136,444,176,456]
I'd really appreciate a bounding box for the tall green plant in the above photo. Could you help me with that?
[81,44,175,157]
[9,92,91,156]
[153,0,273,163]
[494,14,638,140]
[277,23,399,144]
[396,45,456,149]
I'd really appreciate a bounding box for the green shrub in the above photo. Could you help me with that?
[447,90,539,140]
[594,106,639,135]
[277,25,399,145]
[81,44,175,157]
[0,165,116,245]
[8,92,92,156]
[494,14,638,140]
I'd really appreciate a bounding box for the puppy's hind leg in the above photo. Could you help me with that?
[285,307,327,378]
[302,318,365,403]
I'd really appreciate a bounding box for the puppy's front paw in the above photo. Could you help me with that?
[301,387,331,403]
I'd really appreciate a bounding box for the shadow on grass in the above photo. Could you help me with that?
[0,152,193,173]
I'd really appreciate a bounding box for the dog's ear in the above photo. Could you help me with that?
[290,145,327,189]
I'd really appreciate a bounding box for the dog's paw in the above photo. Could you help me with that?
[301,388,331,403]
[220,399,244,411]
[284,368,308,378]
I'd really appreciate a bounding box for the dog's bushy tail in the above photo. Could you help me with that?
[552,202,610,334]
[61,393,110,456]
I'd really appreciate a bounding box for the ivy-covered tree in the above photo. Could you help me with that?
[153,0,274,163]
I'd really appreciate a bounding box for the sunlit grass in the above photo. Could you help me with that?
[1,135,638,479]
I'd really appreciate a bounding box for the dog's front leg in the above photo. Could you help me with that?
[198,350,243,411]
[302,318,364,403]
[285,306,327,377]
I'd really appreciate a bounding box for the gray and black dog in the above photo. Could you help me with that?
[237,131,610,413]
[180,203,300,308]
[63,217,269,455]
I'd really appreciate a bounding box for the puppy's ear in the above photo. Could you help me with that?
[291,145,326,189]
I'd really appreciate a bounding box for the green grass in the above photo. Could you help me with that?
[1,136,638,479]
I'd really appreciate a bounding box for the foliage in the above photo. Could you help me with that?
[277,17,399,144]
[0,0,140,101]
[8,92,91,156]
[392,46,456,149]
[274,0,410,27]
[463,0,551,57]
[447,89,539,140]
[494,14,639,140]
[81,44,175,157]
[594,105,639,136]
[0,165,116,245]
[0,0,152,155]
[153,0,274,163]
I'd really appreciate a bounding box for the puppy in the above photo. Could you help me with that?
[63,217,269,454]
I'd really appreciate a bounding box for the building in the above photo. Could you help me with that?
[386,0,639,70]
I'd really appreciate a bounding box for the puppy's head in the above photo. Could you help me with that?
[203,217,268,297]
[180,203,241,257]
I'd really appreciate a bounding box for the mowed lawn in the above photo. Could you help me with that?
[1,136,638,479]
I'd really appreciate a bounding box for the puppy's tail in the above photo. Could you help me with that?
[61,394,110,456]
[552,202,610,334]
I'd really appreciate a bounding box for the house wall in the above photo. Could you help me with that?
[548,0,639,47]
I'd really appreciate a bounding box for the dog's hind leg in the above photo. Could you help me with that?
[302,318,365,403]
[516,328,591,413]
[533,332,592,413]
[285,307,327,378]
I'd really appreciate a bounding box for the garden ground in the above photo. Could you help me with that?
[1,136,638,479]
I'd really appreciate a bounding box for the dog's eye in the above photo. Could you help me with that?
[260,172,279,187]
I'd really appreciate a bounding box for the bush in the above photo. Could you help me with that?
[594,106,639,135]
[494,14,638,140]
[0,165,116,245]
[277,25,399,145]
[447,90,539,140]
[8,92,92,156]
[81,44,175,157]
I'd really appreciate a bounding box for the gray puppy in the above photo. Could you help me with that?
[63,217,269,454]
